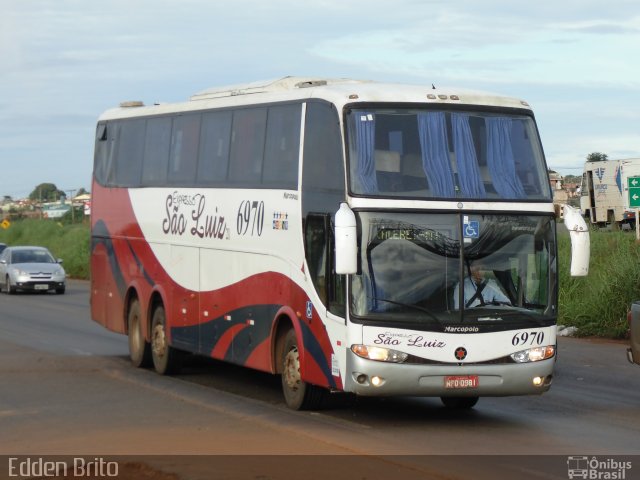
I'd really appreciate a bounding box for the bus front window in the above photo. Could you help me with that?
[346,108,551,201]
[350,212,556,329]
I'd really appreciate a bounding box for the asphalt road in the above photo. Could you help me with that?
[1,280,639,480]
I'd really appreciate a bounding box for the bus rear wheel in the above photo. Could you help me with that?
[441,396,479,409]
[128,299,151,368]
[281,329,326,410]
[150,304,182,375]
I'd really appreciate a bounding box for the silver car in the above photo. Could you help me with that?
[0,246,66,294]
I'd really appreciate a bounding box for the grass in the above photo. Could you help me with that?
[0,218,637,338]
[559,229,640,338]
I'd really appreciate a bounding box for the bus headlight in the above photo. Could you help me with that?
[511,346,555,363]
[351,345,408,363]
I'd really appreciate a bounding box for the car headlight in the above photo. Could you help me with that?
[16,269,29,276]
[511,346,555,363]
[351,345,409,363]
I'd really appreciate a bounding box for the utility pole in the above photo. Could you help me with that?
[66,189,76,223]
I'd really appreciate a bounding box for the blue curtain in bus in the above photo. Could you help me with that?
[452,113,486,198]
[510,120,541,195]
[355,112,378,194]
[417,112,456,197]
[486,117,526,199]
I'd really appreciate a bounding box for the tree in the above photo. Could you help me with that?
[586,152,608,163]
[29,183,66,203]
[564,175,580,184]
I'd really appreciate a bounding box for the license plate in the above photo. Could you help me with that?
[34,284,48,290]
[444,375,479,389]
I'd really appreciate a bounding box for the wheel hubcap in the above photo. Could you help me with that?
[283,347,301,390]
[152,324,166,358]
[130,317,141,351]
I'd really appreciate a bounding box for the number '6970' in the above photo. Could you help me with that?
[236,200,265,236]
[511,331,545,347]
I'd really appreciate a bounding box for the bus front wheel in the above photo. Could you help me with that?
[441,396,479,409]
[150,305,182,375]
[128,299,151,368]
[281,329,326,410]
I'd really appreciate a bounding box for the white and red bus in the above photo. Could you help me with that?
[91,77,589,409]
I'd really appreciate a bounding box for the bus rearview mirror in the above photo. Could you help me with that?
[563,205,590,277]
[334,203,357,275]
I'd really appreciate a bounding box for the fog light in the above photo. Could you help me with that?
[532,376,543,387]
[356,374,368,385]
[371,376,383,387]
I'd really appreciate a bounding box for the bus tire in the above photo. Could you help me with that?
[128,299,151,368]
[441,396,479,409]
[150,304,182,375]
[281,329,326,410]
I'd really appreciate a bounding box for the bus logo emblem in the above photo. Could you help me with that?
[306,301,313,319]
[454,347,467,360]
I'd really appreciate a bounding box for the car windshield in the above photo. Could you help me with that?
[350,212,557,330]
[12,250,56,264]
[346,107,551,201]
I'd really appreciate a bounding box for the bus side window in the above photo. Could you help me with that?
[198,111,232,185]
[262,104,301,189]
[327,221,346,317]
[94,122,110,186]
[116,118,145,186]
[304,214,346,316]
[229,107,267,185]
[143,117,172,186]
[305,215,328,305]
[168,114,200,185]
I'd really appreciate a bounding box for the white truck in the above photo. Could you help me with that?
[580,158,640,228]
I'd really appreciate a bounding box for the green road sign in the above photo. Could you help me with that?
[628,176,640,208]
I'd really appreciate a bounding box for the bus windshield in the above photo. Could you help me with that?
[350,212,557,329]
[347,108,551,200]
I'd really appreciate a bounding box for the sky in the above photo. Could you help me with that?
[1,0,639,199]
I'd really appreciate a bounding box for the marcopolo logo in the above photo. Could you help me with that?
[567,456,632,479]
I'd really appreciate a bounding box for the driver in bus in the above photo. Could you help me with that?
[453,262,511,309]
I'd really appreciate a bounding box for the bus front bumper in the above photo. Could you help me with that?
[344,350,554,397]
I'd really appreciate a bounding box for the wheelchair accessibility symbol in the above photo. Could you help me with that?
[464,221,479,238]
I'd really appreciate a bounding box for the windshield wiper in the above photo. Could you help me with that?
[370,296,443,325]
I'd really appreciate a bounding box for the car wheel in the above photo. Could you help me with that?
[5,276,15,295]
[55,286,66,294]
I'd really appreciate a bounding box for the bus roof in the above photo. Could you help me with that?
[98,76,532,121]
